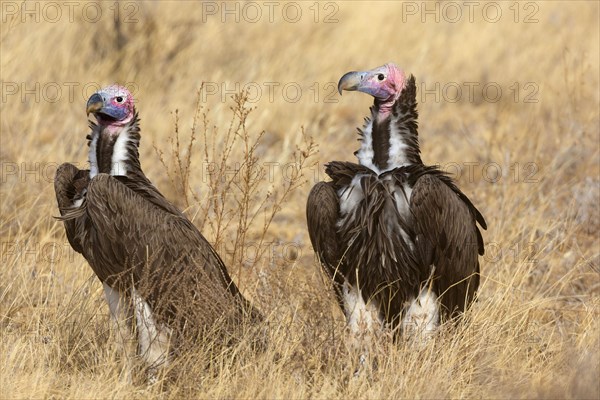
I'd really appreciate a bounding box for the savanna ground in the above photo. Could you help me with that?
[1,1,599,398]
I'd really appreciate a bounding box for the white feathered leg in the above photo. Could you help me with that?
[132,288,171,384]
[342,281,384,377]
[103,283,134,383]
[402,286,440,342]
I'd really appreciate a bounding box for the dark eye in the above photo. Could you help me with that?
[115,96,124,103]
[377,74,385,81]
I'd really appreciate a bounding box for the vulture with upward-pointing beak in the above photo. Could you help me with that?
[55,85,262,379]
[307,64,486,337]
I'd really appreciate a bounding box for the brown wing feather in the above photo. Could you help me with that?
[410,173,483,319]
[306,181,346,308]
[64,173,260,328]
[54,163,90,254]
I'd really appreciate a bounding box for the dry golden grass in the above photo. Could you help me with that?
[1,1,599,398]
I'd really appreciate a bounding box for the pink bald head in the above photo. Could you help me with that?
[86,85,135,129]
[338,63,407,118]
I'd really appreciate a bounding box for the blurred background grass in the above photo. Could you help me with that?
[1,1,598,398]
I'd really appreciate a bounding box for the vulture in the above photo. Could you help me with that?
[307,64,486,337]
[55,85,261,378]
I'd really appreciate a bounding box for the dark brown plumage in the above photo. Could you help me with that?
[56,165,258,326]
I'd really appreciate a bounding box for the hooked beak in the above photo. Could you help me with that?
[337,71,364,95]
[86,93,104,115]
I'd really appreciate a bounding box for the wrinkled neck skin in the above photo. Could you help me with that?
[100,123,125,137]
[374,97,396,123]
